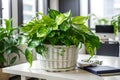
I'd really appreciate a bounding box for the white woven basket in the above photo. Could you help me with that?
[37,44,78,72]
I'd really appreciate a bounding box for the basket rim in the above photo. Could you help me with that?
[44,44,76,48]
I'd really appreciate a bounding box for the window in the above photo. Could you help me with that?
[90,0,120,28]
[80,0,120,29]
[24,15,33,21]
[23,0,44,23]
[23,5,33,12]
[23,0,36,23]
[2,0,10,19]
[114,0,120,15]
[0,0,10,25]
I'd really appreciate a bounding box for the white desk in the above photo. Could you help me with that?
[3,60,103,80]
[3,54,120,80]
[78,54,120,80]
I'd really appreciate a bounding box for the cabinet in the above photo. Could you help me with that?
[96,41,119,57]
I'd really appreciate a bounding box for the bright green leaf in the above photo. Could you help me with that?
[48,9,60,19]
[21,24,33,33]
[28,40,39,48]
[25,49,33,67]
[56,14,66,25]
[42,16,53,25]
[59,21,70,31]
[37,28,49,37]
[63,10,72,18]
[72,16,88,24]
[73,24,93,35]
[4,19,12,31]
[85,43,94,57]
[52,25,58,30]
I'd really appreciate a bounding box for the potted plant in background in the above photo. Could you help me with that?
[90,14,119,42]
[111,15,120,39]
[21,9,100,71]
[0,19,23,80]
[90,14,110,25]
[90,14,118,36]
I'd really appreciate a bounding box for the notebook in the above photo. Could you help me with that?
[82,66,120,76]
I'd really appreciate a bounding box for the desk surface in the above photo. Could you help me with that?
[78,54,120,80]
[78,54,120,68]
[3,54,120,80]
[3,60,103,80]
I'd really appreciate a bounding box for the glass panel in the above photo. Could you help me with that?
[23,0,36,23]
[90,0,120,28]
[23,0,45,23]
[2,0,10,19]
[1,0,10,26]
[24,15,33,21]
[23,5,33,11]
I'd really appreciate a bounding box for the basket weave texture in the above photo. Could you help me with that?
[37,45,78,71]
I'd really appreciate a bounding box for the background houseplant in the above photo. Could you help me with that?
[90,14,110,25]
[0,19,23,68]
[21,9,100,70]
[90,14,118,36]
[111,15,120,35]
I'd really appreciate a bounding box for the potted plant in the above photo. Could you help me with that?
[21,9,100,71]
[111,15,120,38]
[0,19,23,79]
[91,14,117,36]
[90,14,110,25]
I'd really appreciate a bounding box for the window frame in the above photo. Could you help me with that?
[22,0,47,24]
[0,0,2,24]
[18,0,23,26]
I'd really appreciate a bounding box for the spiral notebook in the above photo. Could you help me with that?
[82,66,120,76]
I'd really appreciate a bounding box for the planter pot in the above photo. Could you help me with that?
[37,44,78,72]
[0,68,9,80]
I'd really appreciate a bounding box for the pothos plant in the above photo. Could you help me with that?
[21,9,100,67]
[0,19,23,68]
